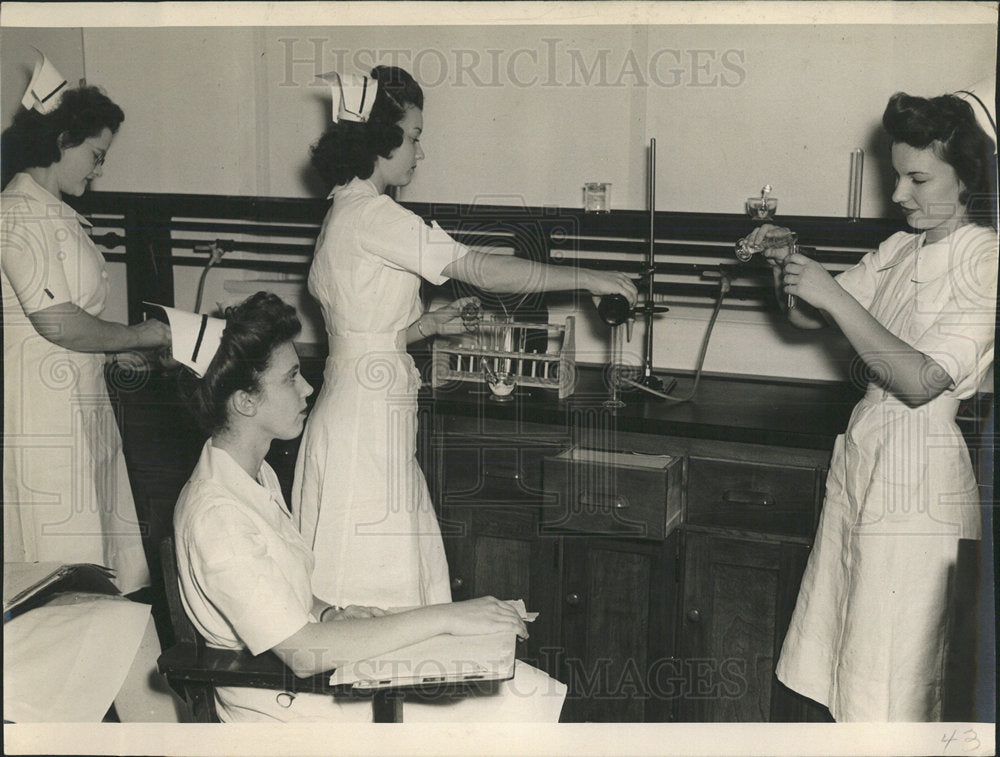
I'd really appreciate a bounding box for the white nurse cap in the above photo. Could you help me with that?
[21,48,69,114]
[320,71,378,124]
[144,303,226,378]
[956,75,997,148]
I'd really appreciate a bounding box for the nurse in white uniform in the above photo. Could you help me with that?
[292,66,638,609]
[2,52,170,595]
[172,293,566,722]
[749,92,997,721]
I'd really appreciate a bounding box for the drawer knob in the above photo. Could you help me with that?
[451,577,465,591]
[686,609,701,623]
[565,592,581,606]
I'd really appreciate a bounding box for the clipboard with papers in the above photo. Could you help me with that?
[329,630,517,690]
[328,600,536,690]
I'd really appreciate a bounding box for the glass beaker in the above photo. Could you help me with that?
[583,183,612,213]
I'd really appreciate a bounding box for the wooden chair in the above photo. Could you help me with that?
[157,535,409,721]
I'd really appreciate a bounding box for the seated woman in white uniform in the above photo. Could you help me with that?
[171,292,567,722]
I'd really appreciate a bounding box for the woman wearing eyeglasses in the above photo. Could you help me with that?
[2,76,170,596]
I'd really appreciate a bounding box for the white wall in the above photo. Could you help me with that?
[2,21,995,381]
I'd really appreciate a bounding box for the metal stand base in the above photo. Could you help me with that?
[624,373,677,397]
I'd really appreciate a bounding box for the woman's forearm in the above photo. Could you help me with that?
[442,251,596,294]
[823,287,951,406]
[27,302,166,353]
[271,606,447,677]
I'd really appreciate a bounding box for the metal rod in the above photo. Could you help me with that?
[643,139,657,380]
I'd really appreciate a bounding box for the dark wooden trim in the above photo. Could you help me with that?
[69,190,908,313]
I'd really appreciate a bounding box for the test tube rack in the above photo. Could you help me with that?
[431,316,576,399]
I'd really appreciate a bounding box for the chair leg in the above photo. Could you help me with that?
[371,690,403,722]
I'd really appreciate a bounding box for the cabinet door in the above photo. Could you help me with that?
[559,533,679,722]
[677,532,829,722]
[439,504,561,677]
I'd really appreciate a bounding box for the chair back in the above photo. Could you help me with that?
[159,535,200,647]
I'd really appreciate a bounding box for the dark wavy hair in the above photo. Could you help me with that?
[179,292,302,436]
[1,86,125,189]
[309,65,424,189]
[882,92,996,227]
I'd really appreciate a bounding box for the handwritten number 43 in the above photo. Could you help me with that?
[941,729,980,751]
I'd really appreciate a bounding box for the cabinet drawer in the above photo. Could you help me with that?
[541,448,683,540]
[439,439,558,505]
[686,457,818,538]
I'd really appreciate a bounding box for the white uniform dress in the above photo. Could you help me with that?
[175,441,566,722]
[292,177,470,608]
[2,172,149,594]
[776,225,997,721]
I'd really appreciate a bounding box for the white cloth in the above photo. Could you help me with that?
[175,441,565,722]
[775,225,997,721]
[292,177,469,608]
[3,595,151,722]
[1,173,149,594]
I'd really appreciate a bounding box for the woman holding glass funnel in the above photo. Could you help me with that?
[746,92,996,721]
[293,65,636,609]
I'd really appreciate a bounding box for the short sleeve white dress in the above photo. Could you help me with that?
[291,177,469,608]
[2,172,149,594]
[775,224,997,721]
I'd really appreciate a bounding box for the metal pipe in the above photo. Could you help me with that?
[642,139,658,383]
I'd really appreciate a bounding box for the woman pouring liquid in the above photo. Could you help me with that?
[748,92,996,721]
[292,66,637,609]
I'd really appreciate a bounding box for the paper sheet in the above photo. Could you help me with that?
[3,596,150,722]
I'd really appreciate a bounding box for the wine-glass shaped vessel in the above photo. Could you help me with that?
[745,184,777,220]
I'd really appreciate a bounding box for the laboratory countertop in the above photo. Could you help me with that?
[288,346,987,451]
[424,365,864,450]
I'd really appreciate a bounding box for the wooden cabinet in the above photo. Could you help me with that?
[677,531,827,722]
[559,533,679,722]
[433,432,565,675]
[433,424,684,722]
[431,413,835,723]
[678,455,832,723]
[440,503,561,676]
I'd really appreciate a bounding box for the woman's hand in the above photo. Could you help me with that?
[781,252,842,311]
[438,596,528,639]
[416,296,482,339]
[753,223,796,268]
[130,318,171,349]
[582,270,638,306]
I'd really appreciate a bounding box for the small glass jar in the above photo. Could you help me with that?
[583,182,612,213]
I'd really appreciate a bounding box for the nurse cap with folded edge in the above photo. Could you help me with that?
[144,303,226,378]
[21,48,70,114]
[319,71,379,123]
